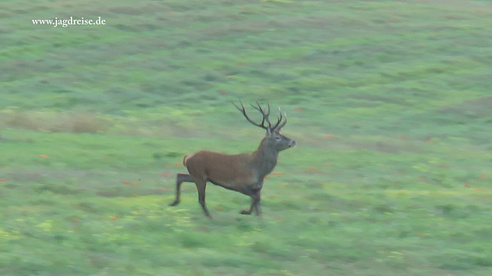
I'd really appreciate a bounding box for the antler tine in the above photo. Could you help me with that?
[271,107,288,131]
[265,103,272,128]
[232,99,244,112]
[250,102,264,127]
[250,102,272,128]
[277,112,287,130]
[233,100,268,129]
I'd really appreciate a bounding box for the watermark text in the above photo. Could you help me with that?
[32,16,106,28]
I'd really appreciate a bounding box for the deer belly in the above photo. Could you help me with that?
[246,181,263,191]
[207,176,260,192]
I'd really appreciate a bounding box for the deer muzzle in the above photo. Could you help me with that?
[289,140,297,148]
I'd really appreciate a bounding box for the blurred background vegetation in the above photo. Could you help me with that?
[1,0,492,275]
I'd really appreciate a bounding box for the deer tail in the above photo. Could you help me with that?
[182,154,189,167]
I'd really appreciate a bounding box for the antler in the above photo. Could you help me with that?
[234,101,269,129]
[233,101,287,131]
[270,107,287,131]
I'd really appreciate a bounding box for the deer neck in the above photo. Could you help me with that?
[251,137,278,177]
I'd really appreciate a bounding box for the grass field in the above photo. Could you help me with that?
[1,0,492,275]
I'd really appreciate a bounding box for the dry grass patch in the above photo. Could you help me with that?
[3,111,109,133]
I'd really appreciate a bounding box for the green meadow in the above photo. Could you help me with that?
[1,0,492,275]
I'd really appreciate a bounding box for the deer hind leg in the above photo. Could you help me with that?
[169,173,193,206]
[194,178,212,218]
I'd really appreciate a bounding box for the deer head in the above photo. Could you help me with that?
[234,101,296,152]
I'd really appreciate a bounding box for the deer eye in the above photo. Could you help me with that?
[275,136,281,141]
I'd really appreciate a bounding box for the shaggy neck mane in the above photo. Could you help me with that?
[251,137,278,177]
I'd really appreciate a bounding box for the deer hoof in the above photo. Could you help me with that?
[240,210,252,215]
[169,200,180,206]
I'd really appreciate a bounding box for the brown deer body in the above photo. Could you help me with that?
[169,102,296,218]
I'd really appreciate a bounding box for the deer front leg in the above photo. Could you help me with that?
[253,191,262,216]
[240,190,261,216]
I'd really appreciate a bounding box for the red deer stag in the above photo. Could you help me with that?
[169,102,296,218]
